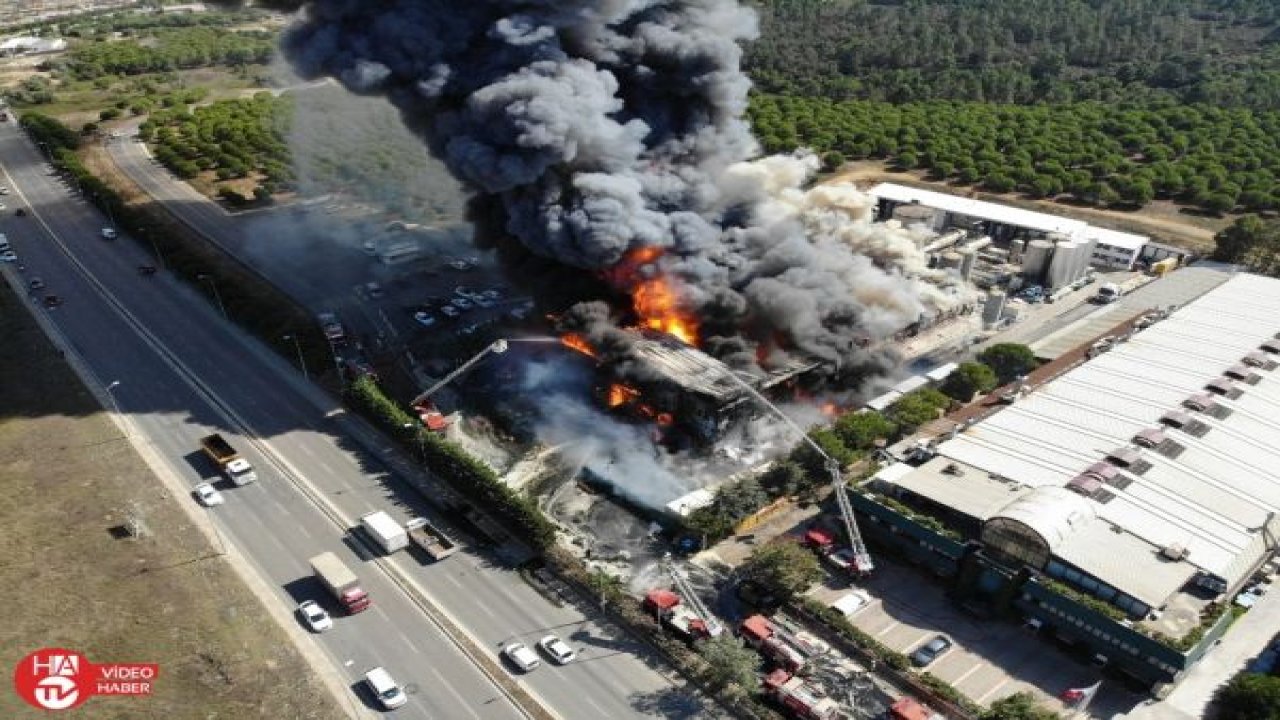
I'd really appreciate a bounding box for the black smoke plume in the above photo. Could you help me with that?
[281,0,968,390]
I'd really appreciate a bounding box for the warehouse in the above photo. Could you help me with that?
[868,183,1149,271]
[858,273,1280,688]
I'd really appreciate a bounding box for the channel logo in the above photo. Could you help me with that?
[13,648,158,711]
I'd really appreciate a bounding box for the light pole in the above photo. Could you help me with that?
[283,334,309,381]
[197,273,228,320]
[104,380,128,436]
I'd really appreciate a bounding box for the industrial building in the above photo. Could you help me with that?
[869,183,1150,284]
[850,273,1280,689]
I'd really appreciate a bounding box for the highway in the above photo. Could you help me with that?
[9,121,706,719]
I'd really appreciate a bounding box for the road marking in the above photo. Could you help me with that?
[372,605,392,623]
[430,668,482,720]
[472,598,499,620]
[977,677,1012,704]
[400,634,423,655]
[951,661,985,688]
[875,620,900,638]
[583,697,609,717]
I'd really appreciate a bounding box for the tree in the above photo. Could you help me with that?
[978,343,1038,385]
[886,388,950,433]
[697,635,760,691]
[940,362,998,402]
[739,541,824,603]
[1212,214,1271,263]
[1212,672,1280,720]
[980,692,1060,720]
[833,410,896,452]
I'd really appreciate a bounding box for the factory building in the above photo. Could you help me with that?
[850,273,1280,689]
[869,184,1150,284]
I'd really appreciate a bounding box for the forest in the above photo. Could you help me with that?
[139,93,293,197]
[745,0,1280,215]
[62,27,275,79]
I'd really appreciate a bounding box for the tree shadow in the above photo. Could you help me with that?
[627,685,706,719]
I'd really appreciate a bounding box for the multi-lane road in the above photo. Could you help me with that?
[1,120,705,719]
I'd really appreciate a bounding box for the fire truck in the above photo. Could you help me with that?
[762,669,839,720]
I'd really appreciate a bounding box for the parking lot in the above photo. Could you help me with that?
[810,559,1143,717]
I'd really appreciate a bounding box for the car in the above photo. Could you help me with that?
[503,642,541,672]
[825,547,858,572]
[451,297,474,310]
[0,250,16,262]
[475,297,496,308]
[42,294,62,308]
[1236,583,1268,609]
[910,635,953,667]
[28,277,44,291]
[364,281,384,299]
[14,208,25,217]
[831,590,873,617]
[454,285,480,299]
[297,600,333,632]
[448,259,474,271]
[193,482,224,507]
[413,311,436,327]
[101,227,118,240]
[362,666,408,710]
[440,305,460,318]
[481,289,502,301]
[538,635,576,664]
[361,240,377,255]
[459,323,481,336]
[0,186,9,195]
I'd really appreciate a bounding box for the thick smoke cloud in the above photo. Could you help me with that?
[282,0,970,387]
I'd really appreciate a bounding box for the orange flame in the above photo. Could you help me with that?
[634,275,699,346]
[606,383,641,407]
[821,402,839,418]
[561,333,597,358]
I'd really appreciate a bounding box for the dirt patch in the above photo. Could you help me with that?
[824,160,1228,253]
[0,283,343,720]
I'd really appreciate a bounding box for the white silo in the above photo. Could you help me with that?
[1047,240,1079,289]
[982,289,1007,328]
[1021,239,1053,283]
[892,203,943,233]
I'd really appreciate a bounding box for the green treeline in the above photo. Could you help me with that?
[747,0,1280,108]
[64,27,275,79]
[139,93,294,193]
[749,95,1280,214]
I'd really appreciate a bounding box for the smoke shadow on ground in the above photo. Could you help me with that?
[626,687,706,720]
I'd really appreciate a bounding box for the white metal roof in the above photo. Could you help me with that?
[891,272,1280,604]
[870,183,1089,238]
[866,390,903,412]
[891,375,931,395]
[1087,227,1148,251]
[925,362,959,383]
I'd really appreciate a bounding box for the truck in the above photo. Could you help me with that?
[404,516,458,561]
[644,589,717,642]
[360,510,408,554]
[310,552,371,614]
[740,615,809,673]
[762,669,839,720]
[200,433,257,486]
[1094,282,1122,304]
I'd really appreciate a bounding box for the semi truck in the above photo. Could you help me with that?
[360,511,409,554]
[200,433,257,485]
[310,552,371,614]
[404,516,458,561]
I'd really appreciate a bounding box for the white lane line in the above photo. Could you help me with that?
[471,598,499,621]
[977,677,1012,704]
[443,573,464,589]
[950,661,985,688]
[372,605,392,623]
[875,620,900,638]
[399,634,423,656]
[583,696,609,718]
[429,667,482,720]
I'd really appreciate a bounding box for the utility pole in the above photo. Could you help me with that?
[283,334,309,380]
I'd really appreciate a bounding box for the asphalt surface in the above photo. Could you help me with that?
[9,121,705,719]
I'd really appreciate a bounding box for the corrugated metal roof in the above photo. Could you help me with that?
[869,183,1090,237]
[890,272,1280,602]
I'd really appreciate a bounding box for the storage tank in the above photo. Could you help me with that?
[1021,239,1053,283]
[958,247,978,282]
[982,289,1007,328]
[892,203,943,232]
[1047,240,1079,289]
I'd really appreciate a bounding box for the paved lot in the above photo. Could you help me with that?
[809,560,1146,717]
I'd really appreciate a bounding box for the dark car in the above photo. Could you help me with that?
[42,294,63,308]
[29,277,44,291]
[910,635,953,667]
[15,208,25,217]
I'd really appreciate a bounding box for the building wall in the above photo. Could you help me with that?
[1091,241,1141,270]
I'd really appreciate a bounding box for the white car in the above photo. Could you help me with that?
[440,305,460,318]
[1,250,17,263]
[193,482,224,506]
[538,635,576,664]
[413,311,436,327]
[503,642,541,672]
[363,666,408,710]
[101,227,118,240]
[451,297,474,309]
[831,590,872,617]
[297,600,333,632]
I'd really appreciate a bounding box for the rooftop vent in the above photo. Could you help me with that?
[1225,364,1252,380]
[1243,351,1272,368]
[1160,410,1192,428]
[1133,428,1166,449]
[1261,340,1280,354]
[1161,544,1189,561]
[1205,378,1238,396]
[1067,473,1103,496]
[1183,393,1216,412]
[1085,461,1119,481]
[1106,447,1142,468]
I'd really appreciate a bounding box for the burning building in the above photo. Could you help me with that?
[589,329,817,443]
